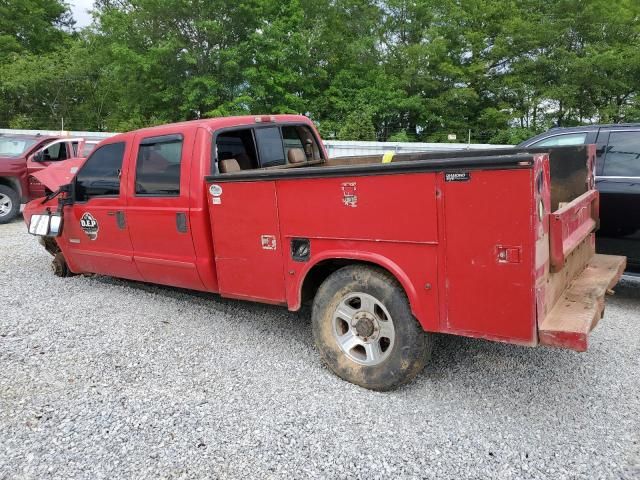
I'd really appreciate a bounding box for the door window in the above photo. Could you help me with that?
[75,142,126,201]
[214,124,323,173]
[215,129,259,171]
[42,142,69,161]
[281,125,323,162]
[602,131,640,177]
[135,135,183,196]
[255,127,286,167]
[531,133,587,147]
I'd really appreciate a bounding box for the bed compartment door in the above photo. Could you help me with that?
[207,180,287,304]
[441,168,536,344]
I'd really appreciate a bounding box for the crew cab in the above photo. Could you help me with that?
[519,124,640,271]
[24,115,625,390]
[0,135,97,223]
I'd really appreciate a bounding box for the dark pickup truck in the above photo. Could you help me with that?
[519,124,640,272]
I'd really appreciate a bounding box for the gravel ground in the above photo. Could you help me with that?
[1,219,639,480]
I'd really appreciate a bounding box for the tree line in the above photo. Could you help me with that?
[1,0,639,143]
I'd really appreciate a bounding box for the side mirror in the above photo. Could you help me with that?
[28,214,63,237]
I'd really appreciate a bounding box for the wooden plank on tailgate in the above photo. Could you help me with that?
[539,254,626,351]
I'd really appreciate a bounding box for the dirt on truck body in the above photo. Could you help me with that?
[23,115,625,390]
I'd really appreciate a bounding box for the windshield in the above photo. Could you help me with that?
[0,137,39,157]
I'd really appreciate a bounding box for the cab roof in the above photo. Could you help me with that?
[105,114,314,143]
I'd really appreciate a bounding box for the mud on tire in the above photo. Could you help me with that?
[312,265,432,391]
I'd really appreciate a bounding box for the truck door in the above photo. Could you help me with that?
[27,139,76,198]
[63,140,142,281]
[125,130,205,291]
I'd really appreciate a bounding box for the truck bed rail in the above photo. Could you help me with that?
[549,190,599,272]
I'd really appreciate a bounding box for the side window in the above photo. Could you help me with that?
[282,125,323,163]
[602,131,640,177]
[282,126,305,157]
[75,142,126,202]
[135,135,183,196]
[532,133,587,147]
[215,129,259,172]
[255,127,285,167]
[42,142,68,161]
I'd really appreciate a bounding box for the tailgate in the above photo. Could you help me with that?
[540,185,626,351]
[539,253,625,351]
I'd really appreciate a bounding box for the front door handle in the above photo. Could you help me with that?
[176,212,188,233]
[107,210,126,230]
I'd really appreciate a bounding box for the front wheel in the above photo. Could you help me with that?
[51,252,76,277]
[0,185,20,224]
[312,265,432,391]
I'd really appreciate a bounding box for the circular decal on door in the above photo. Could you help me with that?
[209,184,223,197]
[80,212,99,240]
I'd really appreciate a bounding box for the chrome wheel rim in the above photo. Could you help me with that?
[0,193,12,217]
[332,292,395,366]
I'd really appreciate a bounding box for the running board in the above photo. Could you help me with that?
[539,254,626,351]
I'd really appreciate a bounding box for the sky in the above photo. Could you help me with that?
[69,0,95,28]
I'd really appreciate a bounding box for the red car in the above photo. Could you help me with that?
[24,115,625,390]
[0,135,97,223]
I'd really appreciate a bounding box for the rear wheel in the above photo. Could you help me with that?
[312,265,432,391]
[0,185,20,224]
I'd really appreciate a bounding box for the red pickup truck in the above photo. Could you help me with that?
[24,115,626,390]
[0,135,98,223]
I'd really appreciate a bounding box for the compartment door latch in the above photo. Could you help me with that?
[496,245,522,264]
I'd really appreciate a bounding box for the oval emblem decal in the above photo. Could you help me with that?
[80,212,99,240]
[209,184,223,197]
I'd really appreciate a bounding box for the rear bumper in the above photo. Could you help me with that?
[539,254,626,351]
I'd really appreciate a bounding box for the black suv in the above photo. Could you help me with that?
[519,124,640,272]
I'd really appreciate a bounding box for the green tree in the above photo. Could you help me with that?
[2,0,640,144]
[338,111,377,141]
[0,0,72,60]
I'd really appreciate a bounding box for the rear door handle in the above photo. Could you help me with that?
[176,212,188,233]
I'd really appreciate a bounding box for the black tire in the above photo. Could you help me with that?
[312,265,432,391]
[0,184,20,224]
[51,252,75,277]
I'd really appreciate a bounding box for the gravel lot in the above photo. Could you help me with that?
[1,218,639,479]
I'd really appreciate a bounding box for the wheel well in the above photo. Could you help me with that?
[0,177,22,199]
[300,259,404,306]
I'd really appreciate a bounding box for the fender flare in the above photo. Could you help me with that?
[291,250,423,320]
